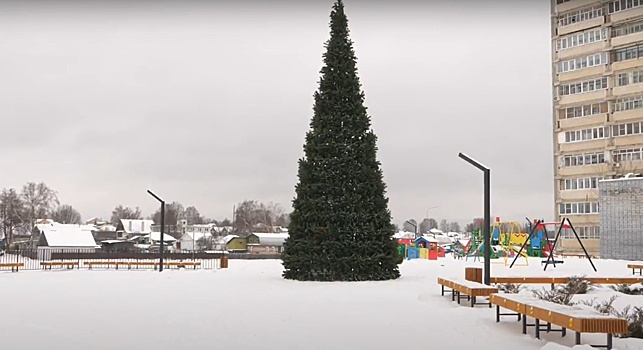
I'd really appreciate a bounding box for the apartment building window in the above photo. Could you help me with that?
[557,28,607,51]
[559,202,600,215]
[612,19,643,37]
[612,44,643,62]
[564,126,609,142]
[616,69,643,86]
[558,77,608,96]
[563,226,600,239]
[560,177,603,190]
[560,152,606,167]
[613,94,643,111]
[608,0,643,14]
[558,53,606,73]
[558,6,604,27]
[559,102,607,120]
[613,121,643,137]
[613,147,643,161]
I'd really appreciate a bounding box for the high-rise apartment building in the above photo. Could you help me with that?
[552,0,643,256]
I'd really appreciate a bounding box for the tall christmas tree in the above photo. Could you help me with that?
[281,0,402,282]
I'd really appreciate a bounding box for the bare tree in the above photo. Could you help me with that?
[196,236,211,250]
[275,213,291,228]
[151,201,184,226]
[218,218,232,227]
[439,219,449,232]
[464,218,484,233]
[419,218,438,233]
[110,205,142,225]
[0,188,25,243]
[257,202,285,232]
[448,221,461,233]
[21,182,59,228]
[184,206,205,225]
[234,200,262,235]
[52,204,82,224]
[402,219,417,233]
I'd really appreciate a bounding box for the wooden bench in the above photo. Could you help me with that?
[41,261,79,270]
[165,261,201,269]
[490,293,627,350]
[0,262,24,272]
[627,263,643,275]
[437,277,499,307]
[84,261,122,269]
[490,276,643,290]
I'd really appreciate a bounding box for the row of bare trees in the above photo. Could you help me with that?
[401,218,461,234]
[0,181,291,244]
[0,182,70,243]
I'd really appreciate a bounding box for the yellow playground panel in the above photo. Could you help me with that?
[493,220,530,247]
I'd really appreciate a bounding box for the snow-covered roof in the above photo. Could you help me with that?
[249,232,289,246]
[181,231,213,241]
[429,228,443,234]
[417,236,438,243]
[120,219,154,234]
[222,234,239,244]
[39,224,97,247]
[148,232,176,242]
[393,231,415,239]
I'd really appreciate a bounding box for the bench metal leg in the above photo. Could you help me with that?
[575,332,581,345]
[441,285,444,296]
[607,333,613,350]
[535,319,540,339]
[522,314,527,334]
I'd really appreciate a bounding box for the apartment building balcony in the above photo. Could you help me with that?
[613,82,643,97]
[558,65,608,83]
[612,108,643,122]
[559,139,610,153]
[555,0,602,14]
[557,41,609,61]
[559,113,607,129]
[558,188,599,201]
[611,31,643,49]
[558,89,608,105]
[558,17,604,36]
[612,57,643,72]
[610,6,643,24]
[558,163,610,176]
[614,134,643,146]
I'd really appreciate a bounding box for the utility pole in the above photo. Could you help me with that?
[147,190,166,272]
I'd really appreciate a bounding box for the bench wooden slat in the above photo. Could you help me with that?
[491,293,627,334]
[0,263,24,267]
[491,276,643,285]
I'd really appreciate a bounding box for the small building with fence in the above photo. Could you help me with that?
[246,232,288,254]
[36,224,98,260]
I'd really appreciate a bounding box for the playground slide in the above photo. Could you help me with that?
[509,245,529,258]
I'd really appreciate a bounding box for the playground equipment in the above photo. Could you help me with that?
[396,236,446,261]
[509,218,597,272]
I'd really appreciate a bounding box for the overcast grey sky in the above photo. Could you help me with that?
[0,0,553,226]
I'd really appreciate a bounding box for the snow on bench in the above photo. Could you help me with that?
[437,277,498,307]
[491,293,627,350]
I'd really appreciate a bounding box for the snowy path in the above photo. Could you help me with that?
[1,258,643,350]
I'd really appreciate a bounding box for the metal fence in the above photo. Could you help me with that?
[0,248,281,271]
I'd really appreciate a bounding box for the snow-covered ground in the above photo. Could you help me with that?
[1,256,643,350]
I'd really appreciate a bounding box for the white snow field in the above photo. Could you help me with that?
[2,257,643,350]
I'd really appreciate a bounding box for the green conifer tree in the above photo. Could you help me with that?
[281,0,402,281]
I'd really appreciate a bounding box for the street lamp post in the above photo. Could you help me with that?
[458,152,491,286]
[405,220,418,239]
[147,189,165,272]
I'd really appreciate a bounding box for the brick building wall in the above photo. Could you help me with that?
[599,177,643,261]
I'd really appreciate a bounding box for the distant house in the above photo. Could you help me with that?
[32,223,95,249]
[246,232,288,254]
[221,235,247,252]
[176,231,213,251]
[116,219,154,239]
[36,223,97,260]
